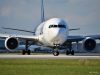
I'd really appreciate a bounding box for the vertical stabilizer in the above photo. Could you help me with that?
[41,0,45,22]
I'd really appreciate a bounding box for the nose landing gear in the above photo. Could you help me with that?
[53,44,60,56]
[53,50,59,56]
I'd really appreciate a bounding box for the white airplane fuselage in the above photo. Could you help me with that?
[35,18,69,46]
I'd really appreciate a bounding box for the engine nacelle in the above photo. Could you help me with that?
[5,37,19,50]
[83,37,96,52]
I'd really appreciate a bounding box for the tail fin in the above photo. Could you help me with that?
[41,0,45,22]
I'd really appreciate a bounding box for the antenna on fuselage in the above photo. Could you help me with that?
[41,0,45,22]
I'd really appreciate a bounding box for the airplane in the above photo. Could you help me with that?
[0,0,100,56]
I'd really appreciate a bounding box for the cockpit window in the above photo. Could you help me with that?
[49,25,53,28]
[49,25,66,28]
[58,25,66,28]
[54,25,58,27]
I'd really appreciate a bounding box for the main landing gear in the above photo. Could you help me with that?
[22,40,31,55]
[22,50,31,55]
[66,50,74,55]
[66,42,74,55]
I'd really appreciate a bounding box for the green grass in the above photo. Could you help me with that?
[0,59,100,75]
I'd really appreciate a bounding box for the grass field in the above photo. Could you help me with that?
[0,59,100,75]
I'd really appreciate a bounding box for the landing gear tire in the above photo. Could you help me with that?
[66,50,70,55]
[27,50,31,55]
[66,50,74,55]
[71,50,74,55]
[22,50,26,55]
[53,51,59,56]
[22,50,31,55]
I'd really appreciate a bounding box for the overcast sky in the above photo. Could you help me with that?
[0,0,100,35]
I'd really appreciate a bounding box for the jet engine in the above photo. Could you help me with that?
[83,37,96,51]
[5,37,19,50]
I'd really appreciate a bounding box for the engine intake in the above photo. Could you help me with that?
[83,37,96,51]
[5,37,19,50]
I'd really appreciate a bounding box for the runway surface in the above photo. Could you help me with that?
[0,54,100,59]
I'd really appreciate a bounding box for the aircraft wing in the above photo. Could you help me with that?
[67,35,84,42]
[85,35,100,39]
[0,33,39,41]
[0,34,9,39]
[67,35,100,42]
[2,27,35,34]
[0,33,40,52]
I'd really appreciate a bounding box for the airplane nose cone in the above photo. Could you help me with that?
[53,29,60,37]
[51,28,67,44]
